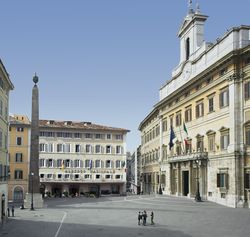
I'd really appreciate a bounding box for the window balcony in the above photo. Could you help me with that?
[168,151,208,163]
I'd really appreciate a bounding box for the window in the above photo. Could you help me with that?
[217,173,228,189]
[185,106,192,122]
[208,97,214,113]
[85,160,92,168]
[175,112,182,127]
[196,101,204,118]
[116,145,122,154]
[86,144,91,153]
[57,144,63,152]
[96,174,101,179]
[105,174,112,179]
[107,134,112,140]
[196,136,204,152]
[74,133,81,138]
[74,160,81,168]
[246,127,250,145]
[220,130,230,150]
[85,133,92,139]
[40,174,44,178]
[106,160,111,168]
[115,134,123,140]
[75,144,81,153]
[16,137,22,146]
[47,174,53,179]
[115,175,121,179]
[95,145,101,153]
[219,89,229,108]
[64,174,70,179]
[39,159,46,167]
[40,143,48,152]
[186,37,190,60]
[162,119,167,132]
[176,142,182,155]
[48,143,53,152]
[208,135,215,152]
[244,81,250,100]
[58,174,62,179]
[106,145,111,154]
[16,127,24,132]
[116,160,121,168]
[170,115,174,126]
[95,160,101,168]
[95,133,101,139]
[245,172,250,189]
[15,153,23,162]
[48,159,53,167]
[64,144,71,153]
[57,159,62,168]
[185,140,192,154]
[84,174,91,179]
[14,170,23,179]
[219,67,228,76]
[74,174,80,179]
[0,77,4,89]
[65,159,71,168]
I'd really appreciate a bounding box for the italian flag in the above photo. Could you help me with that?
[183,122,189,145]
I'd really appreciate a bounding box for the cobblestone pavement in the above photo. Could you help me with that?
[1,195,249,237]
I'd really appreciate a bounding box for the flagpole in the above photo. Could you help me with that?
[178,125,185,154]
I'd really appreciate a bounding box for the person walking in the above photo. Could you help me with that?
[138,211,142,225]
[11,206,15,217]
[150,211,154,225]
[142,210,147,226]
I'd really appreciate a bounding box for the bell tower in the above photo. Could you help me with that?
[178,1,208,64]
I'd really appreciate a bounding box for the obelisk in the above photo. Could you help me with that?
[25,74,43,209]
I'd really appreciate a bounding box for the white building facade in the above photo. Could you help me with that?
[139,5,250,208]
[39,120,129,197]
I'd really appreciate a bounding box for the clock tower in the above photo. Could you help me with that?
[178,2,208,64]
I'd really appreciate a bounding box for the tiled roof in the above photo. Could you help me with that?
[39,119,130,133]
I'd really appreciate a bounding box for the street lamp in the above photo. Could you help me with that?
[159,168,162,195]
[194,157,202,202]
[30,172,34,210]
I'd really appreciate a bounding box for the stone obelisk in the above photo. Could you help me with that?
[25,74,43,209]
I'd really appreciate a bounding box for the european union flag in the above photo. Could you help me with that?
[169,125,176,150]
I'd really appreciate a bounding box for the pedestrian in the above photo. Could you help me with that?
[138,211,142,225]
[142,210,147,226]
[7,207,10,217]
[11,205,14,217]
[150,211,154,225]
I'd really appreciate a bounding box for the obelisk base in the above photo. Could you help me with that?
[25,193,44,209]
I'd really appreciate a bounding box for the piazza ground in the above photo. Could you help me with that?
[1,195,249,237]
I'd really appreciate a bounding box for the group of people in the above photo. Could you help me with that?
[138,210,154,226]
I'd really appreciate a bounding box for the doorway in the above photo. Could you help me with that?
[182,171,189,196]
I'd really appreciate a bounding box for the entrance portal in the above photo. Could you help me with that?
[182,171,189,196]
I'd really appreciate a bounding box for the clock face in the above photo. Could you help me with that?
[182,62,191,81]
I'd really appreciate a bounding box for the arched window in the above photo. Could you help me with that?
[186,38,190,60]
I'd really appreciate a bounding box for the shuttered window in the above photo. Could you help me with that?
[219,89,229,108]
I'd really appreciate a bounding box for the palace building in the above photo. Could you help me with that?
[139,4,250,207]
[39,120,129,197]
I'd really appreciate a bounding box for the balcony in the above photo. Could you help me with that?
[168,151,208,163]
[40,177,125,183]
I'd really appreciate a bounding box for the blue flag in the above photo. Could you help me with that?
[89,160,93,169]
[169,125,176,150]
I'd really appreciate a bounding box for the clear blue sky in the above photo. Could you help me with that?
[0,0,249,152]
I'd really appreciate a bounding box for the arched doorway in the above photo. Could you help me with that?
[13,186,24,202]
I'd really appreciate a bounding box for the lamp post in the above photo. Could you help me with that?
[159,168,163,194]
[194,157,201,202]
[30,172,34,210]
